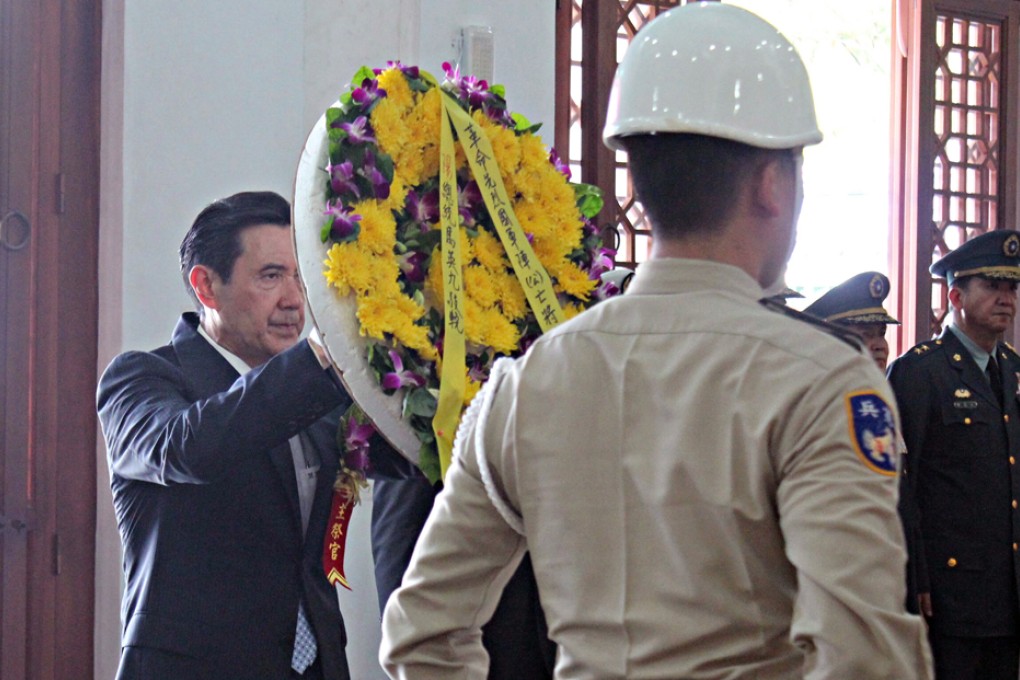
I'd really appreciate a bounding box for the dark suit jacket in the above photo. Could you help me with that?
[98,313,375,680]
[371,476,556,679]
[889,327,1020,637]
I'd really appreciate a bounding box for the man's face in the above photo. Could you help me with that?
[846,323,889,372]
[951,277,1018,340]
[204,224,305,367]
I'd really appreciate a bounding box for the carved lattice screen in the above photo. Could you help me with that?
[929,12,1003,333]
[555,0,684,268]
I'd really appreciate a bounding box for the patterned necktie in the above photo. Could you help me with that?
[291,603,318,674]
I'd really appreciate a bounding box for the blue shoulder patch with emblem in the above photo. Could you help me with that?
[845,391,898,476]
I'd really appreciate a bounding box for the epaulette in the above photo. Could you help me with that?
[901,338,942,361]
[1005,342,1020,359]
[759,297,863,351]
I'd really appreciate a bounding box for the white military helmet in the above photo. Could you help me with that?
[603,2,822,151]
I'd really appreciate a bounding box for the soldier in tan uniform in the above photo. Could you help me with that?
[380,4,932,678]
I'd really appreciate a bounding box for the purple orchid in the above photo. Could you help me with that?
[549,148,571,180]
[351,77,387,108]
[458,180,483,226]
[484,105,515,128]
[382,350,426,391]
[467,357,488,383]
[375,61,419,79]
[323,198,362,240]
[398,251,428,284]
[359,149,390,200]
[344,420,376,472]
[327,160,360,198]
[595,280,622,301]
[337,115,376,145]
[588,247,617,280]
[442,61,491,109]
[405,188,439,230]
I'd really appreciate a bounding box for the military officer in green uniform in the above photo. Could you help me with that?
[804,271,899,371]
[888,229,1020,679]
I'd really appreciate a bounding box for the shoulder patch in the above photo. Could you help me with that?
[845,391,898,476]
[758,297,863,351]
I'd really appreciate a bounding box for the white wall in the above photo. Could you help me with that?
[97,1,555,678]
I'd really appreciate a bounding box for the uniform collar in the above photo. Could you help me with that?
[626,258,765,300]
[948,323,992,371]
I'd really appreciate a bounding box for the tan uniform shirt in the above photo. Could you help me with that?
[381,259,932,679]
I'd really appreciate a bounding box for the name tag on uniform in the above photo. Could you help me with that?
[953,400,978,409]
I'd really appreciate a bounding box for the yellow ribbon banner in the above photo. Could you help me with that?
[433,102,468,476]
[442,93,566,331]
[432,93,567,478]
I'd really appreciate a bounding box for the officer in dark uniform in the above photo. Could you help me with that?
[888,229,1020,680]
[804,271,899,371]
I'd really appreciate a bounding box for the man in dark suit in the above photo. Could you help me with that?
[371,477,556,678]
[889,229,1020,679]
[98,191,407,680]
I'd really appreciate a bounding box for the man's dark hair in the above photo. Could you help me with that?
[179,190,291,312]
[621,133,795,239]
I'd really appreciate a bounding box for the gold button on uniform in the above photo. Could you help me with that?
[947,557,957,567]
[1006,415,1011,423]
[1014,543,1018,551]
[1012,456,1017,465]
[1013,500,1018,509]
[964,417,972,425]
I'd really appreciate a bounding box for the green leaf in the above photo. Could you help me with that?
[375,152,395,183]
[573,182,604,219]
[490,84,506,98]
[350,65,375,89]
[419,69,439,87]
[339,91,353,108]
[418,447,442,485]
[408,76,431,93]
[320,218,333,243]
[511,112,531,132]
[403,387,437,418]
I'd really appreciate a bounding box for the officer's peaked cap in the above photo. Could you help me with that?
[930,229,1020,284]
[804,271,899,326]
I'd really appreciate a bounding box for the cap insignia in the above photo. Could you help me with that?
[955,388,972,398]
[1005,233,1020,257]
[868,273,886,300]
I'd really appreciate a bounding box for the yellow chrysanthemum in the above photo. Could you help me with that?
[353,201,397,255]
[479,307,520,354]
[376,68,414,112]
[418,88,442,135]
[463,376,482,406]
[514,200,557,242]
[491,270,527,320]
[324,242,376,296]
[563,301,586,320]
[472,228,506,272]
[551,260,597,300]
[464,265,499,309]
[533,236,573,272]
[372,97,411,155]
